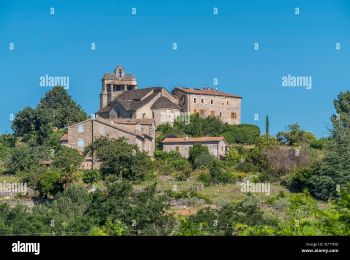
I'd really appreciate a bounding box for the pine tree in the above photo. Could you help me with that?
[265,115,270,142]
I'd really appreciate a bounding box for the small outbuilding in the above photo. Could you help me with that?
[161,136,229,159]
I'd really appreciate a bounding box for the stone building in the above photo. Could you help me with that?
[172,87,242,125]
[61,117,155,169]
[97,86,181,127]
[161,137,229,159]
[62,65,241,169]
[100,65,138,110]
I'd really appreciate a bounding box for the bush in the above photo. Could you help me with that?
[308,175,337,201]
[193,153,216,169]
[223,124,260,144]
[198,160,235,185]
[198,171,212,186]
[88,137,152,181]
[154,150,183,161]
[189,144,210,167]
[264,145,311,177]
[225,147,240,166]
[38,169,61,197]
[281,167,313,192]
[82,170,101,184]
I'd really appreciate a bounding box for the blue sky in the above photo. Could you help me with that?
[1,0,350,137]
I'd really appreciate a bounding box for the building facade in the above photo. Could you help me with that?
[61,118,155,169]
[62,65,241,169]
[172,87,242,125]
[162,137,229,159]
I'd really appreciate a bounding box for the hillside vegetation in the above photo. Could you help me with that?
[0,86,349,236]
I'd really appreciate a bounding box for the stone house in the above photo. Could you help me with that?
[172,87,242,125]
[161,137,229,159]
[61,117,155,169]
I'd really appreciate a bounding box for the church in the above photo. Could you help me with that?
[61,65,242,169]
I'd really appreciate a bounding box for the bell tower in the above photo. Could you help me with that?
[100,65,138,109]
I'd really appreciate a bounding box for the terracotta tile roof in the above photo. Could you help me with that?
[162,136,226,143]
[173,87,242,99]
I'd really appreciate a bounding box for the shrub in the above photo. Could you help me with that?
[223,124,260,144]
[193,153,216,169]
[198,171,212,186]
[38,169,61,197]
[264,145,311,177]
[281,167,313,192]
[189,144,210,167]
[308,175,337,201]
[82,170,101,184]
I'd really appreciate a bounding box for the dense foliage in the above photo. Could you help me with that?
[0,88,349,236]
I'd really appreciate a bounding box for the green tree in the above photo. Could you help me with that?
[82,169,101,184]
[189,143,210,167]
[12,86,88,145]
[88,137,151,181]
[38,169,61,197]
[38,86,88,128]
[53,146,83,188]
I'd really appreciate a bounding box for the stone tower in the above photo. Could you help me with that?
[100,65,138,109]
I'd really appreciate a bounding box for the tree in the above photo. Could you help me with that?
[189,143,210,167]
[87,182,175,235]
[266,115,270,138]
[53,146,83,188]
[38,170,61,197]
[82,170,101,184]
[6,144,51,174]
[89,137,152,181]
[223,124,260,144]
[38,86,88,128]
[276,123,316,146]
[287,92,350,200]
[12,107,50,145]
[12,86,88,145]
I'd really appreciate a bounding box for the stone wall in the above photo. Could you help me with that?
[163,140,228,159]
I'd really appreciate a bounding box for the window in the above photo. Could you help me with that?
[211,99,213,104]
[77,124,84,133]
[118,69,123,78]
[77,138,85,148]
[210,111,215,116]
[176,146,180,152]
[219,112,222,117]
[194,98,197,103]
[107,85,111,92]
[116,85,124,91]
[231,112,237,119]
[113,85,117,91]
[200,109,205,116]
[227,101,229,105]
[201,99,204,103]
[142,113,146,119]
[99,126,106,135]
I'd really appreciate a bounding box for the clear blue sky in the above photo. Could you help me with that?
[1,0,350,137]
